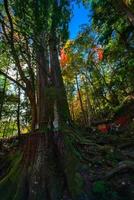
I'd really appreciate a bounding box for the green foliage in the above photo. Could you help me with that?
[62,0,134,125]
[92,180,119,200]
[92,180,106,193]
[0,151,23,200]
[64,134,84,197]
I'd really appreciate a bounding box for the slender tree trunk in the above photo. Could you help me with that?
[86,93,92,127]
[3,112,12,138]
[75,76,87,126]
[0,76,7,120]
[82,75,92,127]
[11,121,16,136]
[17,87,21,138]
[71,102,75,121]
[0,68,8,120]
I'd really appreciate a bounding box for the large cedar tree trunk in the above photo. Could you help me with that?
[0,3,86,199]
[49,31,71,127]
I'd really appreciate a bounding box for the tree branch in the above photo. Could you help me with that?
[0,70,26,90]
[3,0,31,87]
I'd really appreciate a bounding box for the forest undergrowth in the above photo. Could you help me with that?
[0,126,134,200]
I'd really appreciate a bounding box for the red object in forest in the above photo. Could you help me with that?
[93,46,104,61]
[98,124,109,133]
[97,48,104,61]
[60,49,68,67]
[115,116,128,126]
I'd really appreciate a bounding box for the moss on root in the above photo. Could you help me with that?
[0,151,23,200]
[0,132,88,200]
[63,134,85,199]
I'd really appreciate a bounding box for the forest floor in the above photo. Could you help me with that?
[78,127,134,200]
[0,127,134,200]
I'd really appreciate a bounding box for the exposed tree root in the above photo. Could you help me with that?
[121,151,134,159]
[104,160,134,180]
[119,141,134,149]
[0,132,89,200]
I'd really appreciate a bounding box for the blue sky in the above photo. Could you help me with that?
[69,3,91,39]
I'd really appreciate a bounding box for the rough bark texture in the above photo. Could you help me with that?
[36,40,49,131]
[17,87,21,138]
[0,133,86,200]
[76,76,87,126]
[0,76,7,120]
[49,31,71,127]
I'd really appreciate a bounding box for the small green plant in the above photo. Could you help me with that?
[92,180,107,194]
[92,180,119,200]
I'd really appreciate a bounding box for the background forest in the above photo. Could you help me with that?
[0,0,134,135]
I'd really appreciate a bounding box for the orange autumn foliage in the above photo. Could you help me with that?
[60,48,69,68]
[97,48,104,61]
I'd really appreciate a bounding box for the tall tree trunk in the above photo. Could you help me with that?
[86,92,92,127]
[0,76,7,120]
[82,75,92,127]
[71,102,75,122]
[36,39,50,131]
[17,87,21,138]
[75,76,87,126]
[49,32,71,128]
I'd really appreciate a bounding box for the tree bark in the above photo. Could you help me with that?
[0,76,7,120]
[76,75,87,126]
[30,96,37,132]
[49,31,71,127]
[3,0,37,132]
[17,87,21,138]
[36,39,50,131]
[0,70,25,90]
